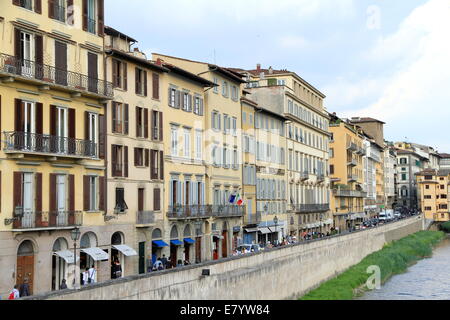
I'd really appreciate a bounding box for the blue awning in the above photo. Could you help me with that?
[184,238,196,244]
[170,240,183,246]
[152,240,169,248]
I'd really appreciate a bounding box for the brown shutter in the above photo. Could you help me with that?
[152,73,159,100]
[67,0,74,25]
[112,60,118,87]
[111,145,117,177]
[0,95,1,150]
[34,173,42,226]
[13,172,22,229]
[82,0,88,31]
[138,189,144,212]
[98,114,105,159]
[124,104,129,135]
[49,174,57,226]
[34,0,42,13]
[68,174,74,212]
[160,151,164,180]
[50,105,57,136]
[123,62,128,91]
[13,0,21,6]
[68,108,75,139]
[144,108,148,138]
[14,28,21,60]
[124,146,129,177]
[0,171,2,213]
[150,150,155,179]
[99,176,105,211]
[34,34,43,79]
[84,111,89,140]
[153,188,161,211]
[111,101,117,133]
[151,111,156,141]
[159,112,163,141]
[145,149,149,167]
[144,71,148,96]
[135,68,139,95]
[48,0,55,18]
[35,103,43,134]
[134,148,138,167]
[97,0,104,36]
[15,99,23,132]
[135,106,140,137]
[83,175,90,211]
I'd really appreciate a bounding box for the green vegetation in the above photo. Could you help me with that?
[300,231,445,300]
[440,221,450,233]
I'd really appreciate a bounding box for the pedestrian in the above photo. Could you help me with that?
[153,258,164,271]
[161,254,168,269]
[88,265,97,284]
[82,268,89,286]
[60,279,68,290]
[8,285,20,300]
[19,278,30,297]
[112,260,122,279]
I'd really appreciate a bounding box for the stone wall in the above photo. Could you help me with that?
[28,217,423,300]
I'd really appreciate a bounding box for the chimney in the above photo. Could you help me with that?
[156,58,163,66]
[256,63,261,73]
[134,47,139,52]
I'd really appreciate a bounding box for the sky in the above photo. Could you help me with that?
[106,0,450,152]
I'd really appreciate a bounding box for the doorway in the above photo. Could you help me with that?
[138,242,145,274]
[51,238,68,291]
[111,232,124,279]
[17,240,35,295]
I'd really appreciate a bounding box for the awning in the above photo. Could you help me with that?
[258,227,271,234]
[184,238,196,244]
[81,247,109,261]
[152,240,169,248]
[54,250,79,264]
[244,228,259,233]
[213,235,224,240]
[268,227,280,233]
[170,240,183,246]
[112,245,138,257]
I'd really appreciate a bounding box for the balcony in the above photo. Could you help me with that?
[243,212,262,225]
[3,132,98,159]
[10,211,83,231]
[293,204,330,213]
[300,171,309,181]
[317,174,325,182]
[347,143,357,152]
[0,53,113,98]
[347,159,357,167]
[356,147,366,155]
[333,189,368,198]
[136,211,155,226]
[348,174,358,182]
[167,205,212,219]
[211,205,246,218]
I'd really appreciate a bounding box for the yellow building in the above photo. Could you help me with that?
[153,54,247,259]
[417,169,450,222]
[329,114,367,231]
[0,0,110,296]
[104,27,167,276]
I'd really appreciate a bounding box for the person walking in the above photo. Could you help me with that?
[88,265,97,284]
[82,268,89,286]
[19,278,30,297]
[60,279,68,290]
[8,285,20,300]
[161,254,168,269]
[112,260,122,279]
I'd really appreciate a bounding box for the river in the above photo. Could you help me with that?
[359,236,450,300]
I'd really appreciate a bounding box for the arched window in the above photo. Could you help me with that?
[183,225,192,238]
[52,238,68,252]
[111,232,123,245]
[152,228,162,239]
[170,225,179,239]
[18,240,34,256]
[80,232,98,249]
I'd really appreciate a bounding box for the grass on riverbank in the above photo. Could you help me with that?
[300,231,445,300]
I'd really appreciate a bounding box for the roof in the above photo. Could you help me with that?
[350,117,386,125]
[105,48,169,73]
[161,63,217,87]
[396,149,428,160]
[240,97,258,107]
[152,53,246,84]
[439,153,450,159]
[104,26,137,43]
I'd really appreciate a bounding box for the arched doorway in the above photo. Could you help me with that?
[79,232,98,285]
[17,240,35,295]
[111,232,124,279]
[222,222,229,258]
[52,237,68,291]
[183,225,193,263]
[151,228,167,267]
[170,225,180,268]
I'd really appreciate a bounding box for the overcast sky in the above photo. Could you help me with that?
[106,0,450,152]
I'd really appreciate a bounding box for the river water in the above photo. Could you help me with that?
[359,236,450,300]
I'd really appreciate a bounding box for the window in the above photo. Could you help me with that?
[424,195,432,199]
[86,0,97,34]
[223,114,230,134]
[213,77,219,93]
[242,112,247,124]
[330,165,334,175]
[151,110,162,141]
[182,92,192,112]
[135,107,147,138]
[426,185,430,190]
[111,145,128,177]
[86,112,98,157]
[15,0,33,10]
[400,158,407,165]
[112,59,127,90]
[171,127,178,156]
[222,81,229,97]
[112,102,128,134]
[115,188,128,213]
[193,96,204,115]
[402,174,407,181]
[329,148,334,158]
[134,148,147,167]
[231,85,239,101]
[249,114,253,126]
[135,68,147,96]
[152,73,159,99]
[195,131,202,160]
[277,79,286,86]
[88,176,98,211]
[169,88,177,108]
[232,117,237,136]
[150,150,159,179]
[211,111,221,130]
[183,129,191,158]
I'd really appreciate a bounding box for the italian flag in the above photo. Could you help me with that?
[236,193,244,206]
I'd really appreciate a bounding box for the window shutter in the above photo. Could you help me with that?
[168,88,172,107]
[145,149,149,167]
[67,0,74,25]
[152,73,159,99]
[150,150,155,179]
[14,28,21,61]
[68,174,75,212]
[48,0,55,19]
[49,174,57,218]
[123,62,128,90]
[124,104,129,135]
[135,68,139,95]
[124,146,129,177]
[83,175,90,211]
[154,188,161,211]
[13,0,21,6]
[99,176,105,211]
[151,111,156,141]
[159,112,163,141]
[34,0,42,13]
[68,108,75,139]
[111,101,117,133]
[33,102,43,135]
[200,98,204,116]
[82,0,88,31]
[160,151,164,180]
[135,106,139,137]
[134,148,138,166]
[15,99,23,132]
[0,96,1,150]
[144,71,148,96]
[144,108,148,138]
[97,0,104,36]
[13,172,22,229]
[98,114,105,159]
[112,60,118,87]
[111,145,117,177]
[84,111,89,140]
[50,105,57,136]
[35,35,43,79]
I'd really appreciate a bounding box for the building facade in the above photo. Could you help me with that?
[417,169,450,222]
[0,0,111,296]
[396,149,426,209]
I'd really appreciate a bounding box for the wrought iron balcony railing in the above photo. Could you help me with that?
[333,189,368,198]
[243,212,262,225]
[3,131,98,159]
[11,210,83,230]
[0,53,113,98]
[300,171,309,181]
[211,205,245,217]
[293,204,330,213]
[317,174,325,182]
[167,205,246,219]
[136,211,155,225]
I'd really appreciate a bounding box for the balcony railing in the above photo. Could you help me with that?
[347,143,358,152]
[12,211,82,230]
[3,132,98,159]
[301,171,309,181]
[293,204,330,213]
[333,189,368,198]
[243,212,262,225]
[0,53,113,98]
[136,211,155,225]
[211,205,245,217]
[348,174,358,182]
[167,205,246,219]
[317,174,325,182]
[347,159,357,167]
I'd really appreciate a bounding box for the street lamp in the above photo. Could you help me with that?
[70,227,81,288]
[273,216,279,244]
